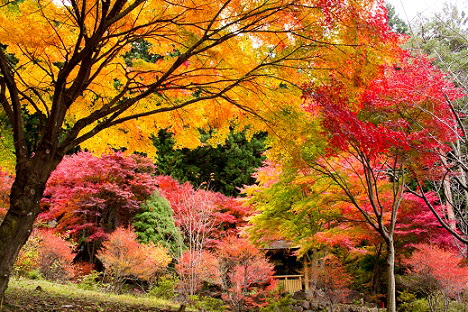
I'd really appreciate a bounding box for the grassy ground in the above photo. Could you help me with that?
[1,278,181,311]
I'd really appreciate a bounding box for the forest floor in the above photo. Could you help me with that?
[1,279,180,311]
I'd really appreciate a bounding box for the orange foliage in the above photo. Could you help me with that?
[15,230,75,281]
[216,236,276,310]
[311,254,351,305]
[175,250,220,296]
[97,227,171,289]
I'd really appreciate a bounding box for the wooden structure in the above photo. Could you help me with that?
[273,274,304,292]
[263,240,311,292]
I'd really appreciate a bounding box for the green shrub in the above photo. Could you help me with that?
[133,192,184,257]
[77,271,103,290]
[398,298,429,312]
[189,295,226,312]
[148,276,178,299]
[398,289,417,304]
[260,293,295,312]
[448,301,468,312]
[27,269,43,280]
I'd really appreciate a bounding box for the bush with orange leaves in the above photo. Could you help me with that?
[97,227,171,292]
[15,230,75,281]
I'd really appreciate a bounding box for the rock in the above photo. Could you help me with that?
[301,301,310,310]
[310,302,320,310]
[304,290,316,301]
[292,290,308,301]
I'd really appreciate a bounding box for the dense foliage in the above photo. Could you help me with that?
[153,129,267,196]
[97,227,172,291]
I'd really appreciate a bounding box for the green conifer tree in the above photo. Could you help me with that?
[133,192,184,257]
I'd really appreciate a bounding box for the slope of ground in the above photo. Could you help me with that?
[1,279,179,311]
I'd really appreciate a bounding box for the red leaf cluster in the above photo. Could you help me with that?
[155,176,251,245]
[39,152,158,242]
[0,168,12,218]
[216,236,276,310]
[404,244,468,298]
[303,55,462,170]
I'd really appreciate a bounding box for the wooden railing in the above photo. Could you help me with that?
[273,275,303,292]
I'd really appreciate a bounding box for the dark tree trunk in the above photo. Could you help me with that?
[0,152,62,298]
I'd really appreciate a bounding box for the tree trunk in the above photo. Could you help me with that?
[0,153,62,298]
[440,152,456,229]
[385,239,396,312]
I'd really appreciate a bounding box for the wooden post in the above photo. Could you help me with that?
[303,258,310,291]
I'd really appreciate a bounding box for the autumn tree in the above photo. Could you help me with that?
[0,0,402,297]
[175,249,220,301]
[244,160,374,257]
[246,158,455,298]
[34,230,76,281]
[402,3,468,255]
[156,175,250,244]
[215,235,276,312]
[313,254,352,310]
[263,54,461,311]
[14,229,75,281]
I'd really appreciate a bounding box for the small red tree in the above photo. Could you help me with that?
[36,230,76,281]
[215,236,276,312]
[311,254,351,309]
[403,244,468,311]
[155,175,250,244]
[175,250,220,297]
[155,176,253,309]
[97,227,171,292]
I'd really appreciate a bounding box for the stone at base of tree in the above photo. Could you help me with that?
[292,290,316,301]
[301,300,310,310]
[292,290,307,301]
[291,305,304,312]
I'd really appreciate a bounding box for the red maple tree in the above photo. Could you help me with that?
[39,152,159,262]
[298,53,463,311]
